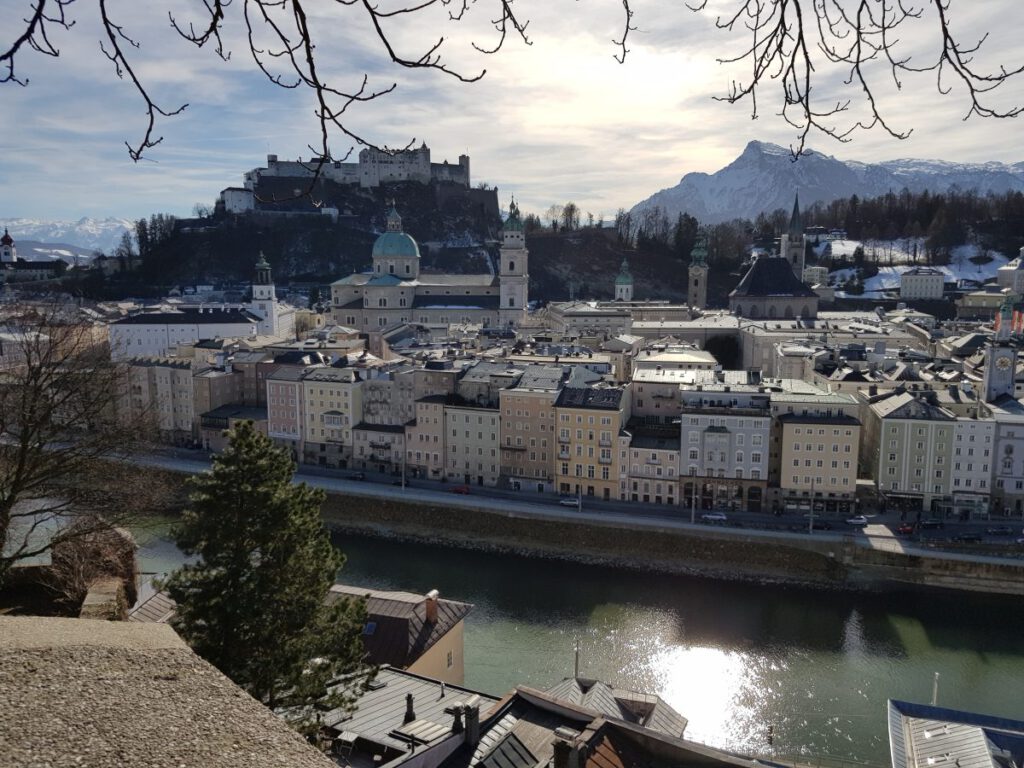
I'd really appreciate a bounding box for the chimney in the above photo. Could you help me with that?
[404,693,416,724]
[464,695,481,746]
[552,728,583,768]
[424,589,439,623]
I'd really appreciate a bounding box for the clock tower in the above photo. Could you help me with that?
[983,291,1017,403]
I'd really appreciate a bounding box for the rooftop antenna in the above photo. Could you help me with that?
[932,672,940,706]
[574,641,580,678]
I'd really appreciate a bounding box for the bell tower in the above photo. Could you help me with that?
[614,258,634,301]
[983,291,1018,403]
[688,232,708,310]
[0,229,16,263]
[499,198,529,326]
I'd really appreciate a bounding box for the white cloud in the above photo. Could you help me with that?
[0,0,1021,221]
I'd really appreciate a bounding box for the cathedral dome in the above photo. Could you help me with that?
[372,205,420,259]
[372,231,420,259]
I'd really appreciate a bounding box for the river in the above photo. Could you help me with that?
[134,523,1024,767]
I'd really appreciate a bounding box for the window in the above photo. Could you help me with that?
[447,650,453,668]
[363,622,377,636]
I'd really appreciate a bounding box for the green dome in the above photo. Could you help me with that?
[615,257,632,285]
[372,231,420,259]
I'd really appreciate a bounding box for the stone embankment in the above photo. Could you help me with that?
[319,491,1024,596]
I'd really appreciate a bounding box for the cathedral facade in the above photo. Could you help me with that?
[330,203,528,330]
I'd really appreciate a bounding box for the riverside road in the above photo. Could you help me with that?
[137,451,1024,562]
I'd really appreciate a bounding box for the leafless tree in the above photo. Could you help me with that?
[0,299,160,585]
[1,1,1021,171]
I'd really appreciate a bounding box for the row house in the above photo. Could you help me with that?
[554,385,630,501]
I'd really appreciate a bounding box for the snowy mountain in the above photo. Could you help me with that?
[0,217,133,254]
[631,141,1024,225]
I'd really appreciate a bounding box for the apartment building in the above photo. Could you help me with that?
[193,367,245,433]
[950,416,995,518]
[405,397,447,480]
[301,367,363,468]
[362,367,417,426]
[678,383,771,514]
[353,423,406,474]
[777,414,860,515]
[765,383,861,512]
[624,427,681,505]
[554,386,629,501]
[864,391,956,512]
[444,402,501,486]
[124,358,196,443]
[266,366,316,457]
[499,365,565,493]
[989,396,1024,516]
[899,266,945,300]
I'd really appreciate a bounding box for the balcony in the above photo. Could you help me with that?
[558,448,570,460]
[368,440,392,450]
[558,434,570,444]
[599,456,613,465]
[599,438,613,447]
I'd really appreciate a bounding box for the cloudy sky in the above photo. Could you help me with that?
[1,0,1021,222]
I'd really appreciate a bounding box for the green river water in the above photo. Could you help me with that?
[134,523,1024,767]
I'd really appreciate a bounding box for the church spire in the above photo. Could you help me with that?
[788,194,803,239]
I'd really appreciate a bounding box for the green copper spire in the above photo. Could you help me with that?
[690,232,708,267]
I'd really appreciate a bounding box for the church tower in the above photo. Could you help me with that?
[983,291,1018,403]
[499,198,529,326]
[614,258,633,301]
[780,194,806,281]
[250,251,294,338]
[688,232,709,310]
[0,229,16,263]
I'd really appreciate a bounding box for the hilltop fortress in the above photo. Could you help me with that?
[220,144,472,215]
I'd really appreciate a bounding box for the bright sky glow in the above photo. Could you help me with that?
[0,0,1021,221]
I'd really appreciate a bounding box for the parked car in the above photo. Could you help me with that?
[448,485,471,495]
[348,472,366,481]
[919,519,945,530]
[896,523,916,535]
[846,515,869,526]
[986,526,1014,536]
[701,512,728,523]
[558,497,580,508]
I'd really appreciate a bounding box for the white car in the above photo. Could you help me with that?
[558,497,580,508]
[846,515,869,526]
[701,512,728,523]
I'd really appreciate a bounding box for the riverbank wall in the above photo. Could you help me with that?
[319,492,1024,596]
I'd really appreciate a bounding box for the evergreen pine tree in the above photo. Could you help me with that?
[165,421,371,722]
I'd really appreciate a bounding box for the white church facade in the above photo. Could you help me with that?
[330,203,528,330]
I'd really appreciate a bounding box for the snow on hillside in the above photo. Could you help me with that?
[630,141,1024,225]
[829,241,1008,297]
[0,217,133,253]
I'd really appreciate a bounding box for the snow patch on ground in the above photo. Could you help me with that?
[828,240,1008,296]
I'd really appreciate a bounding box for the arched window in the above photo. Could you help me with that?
[509,261,515,272]
[768,305,777,319]
[784,306,793,319]
[378,298,387,308]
